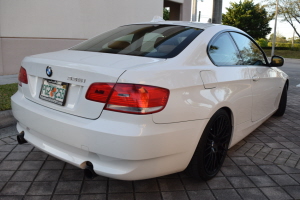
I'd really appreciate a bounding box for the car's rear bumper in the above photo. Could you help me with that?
[12,91,208,180]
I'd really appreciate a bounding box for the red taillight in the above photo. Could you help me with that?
[18,66,28,86]
[86,83,169,114]
[85,83,115,103]
[106,83,169,114]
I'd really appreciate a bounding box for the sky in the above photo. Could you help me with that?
[197,0,299,39]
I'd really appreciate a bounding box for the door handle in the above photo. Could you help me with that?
[252,75,259,81]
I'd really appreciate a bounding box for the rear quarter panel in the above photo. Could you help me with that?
[118,25,253,126]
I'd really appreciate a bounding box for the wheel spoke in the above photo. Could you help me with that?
[219,118,228,135]
[205,150,213,158]
[220,134,231,144]
[219,126,230,139]
[212,153,218,170]
[204,113,232,175]
[210,153,216,171]
[205,145,212,151]
[205,152,214,170]
[220,137,230,145]
[217,116,225,136]
[209,153,214,171]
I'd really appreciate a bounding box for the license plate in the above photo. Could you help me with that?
[39,79,69,106]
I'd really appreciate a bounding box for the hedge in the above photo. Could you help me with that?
[267,42,300,48]
[262,46,300,50]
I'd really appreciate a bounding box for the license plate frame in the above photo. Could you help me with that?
[39,79,69,106]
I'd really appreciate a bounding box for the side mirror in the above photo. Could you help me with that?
[270,56,284,67]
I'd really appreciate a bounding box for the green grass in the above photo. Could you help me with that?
[0,83,18,111]
[263,49,300,59]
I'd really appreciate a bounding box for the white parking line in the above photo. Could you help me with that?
[297,84,300,87]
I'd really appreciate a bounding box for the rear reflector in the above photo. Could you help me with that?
[85,83,169,114]
[105,83,169,114]
[86,83,114,103]
[18,66,28,86]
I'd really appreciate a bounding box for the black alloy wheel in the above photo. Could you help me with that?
[204,113,231,176]
[273,83,287,117]
[185,109,232,180]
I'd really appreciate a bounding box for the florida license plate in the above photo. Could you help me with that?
[39,79,69,106]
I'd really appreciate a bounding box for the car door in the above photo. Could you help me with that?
[207,32,253,126]
[229,32,282,122]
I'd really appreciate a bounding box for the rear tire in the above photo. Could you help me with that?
[185,109,232,180]
[273,83,287,117]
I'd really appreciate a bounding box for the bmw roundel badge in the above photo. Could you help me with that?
[46,66,52,77]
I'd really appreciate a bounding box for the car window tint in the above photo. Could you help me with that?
[208,32,242,66]
[141,33,164,52]
[230,32,266,66]
[102,34,134,50]
[70,25,203,59]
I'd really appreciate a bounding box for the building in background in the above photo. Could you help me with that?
[164,0,194,21]
[0,0,197,75]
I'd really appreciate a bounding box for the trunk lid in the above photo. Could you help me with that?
[21,50,163,119]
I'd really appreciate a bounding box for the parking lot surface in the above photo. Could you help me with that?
[0,60,299,200]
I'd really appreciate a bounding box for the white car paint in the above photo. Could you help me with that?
[21,51,164,119]
[249,66,284,122]
[11,21,288,180]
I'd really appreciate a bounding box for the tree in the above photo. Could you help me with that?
[257,38,269,47]
[287,36,300,43]
[222,0,274,39]
[294,37,300,43]
[264,0,300,38]
[269,33,288,43]
[163,8,170,20]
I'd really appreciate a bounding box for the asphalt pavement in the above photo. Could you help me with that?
[0,58,299,199]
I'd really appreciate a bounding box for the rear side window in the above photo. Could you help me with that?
[230,32,266,66]
[208,32,242,66]
[71,25,203,58]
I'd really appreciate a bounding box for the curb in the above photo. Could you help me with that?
[0,109,17,129]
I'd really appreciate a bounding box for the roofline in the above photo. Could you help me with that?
[128,21,219,30]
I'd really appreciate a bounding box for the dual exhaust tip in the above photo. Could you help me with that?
[17,132,97,179]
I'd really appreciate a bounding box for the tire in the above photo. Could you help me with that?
[273,83,287,117]
[185,109,232,181]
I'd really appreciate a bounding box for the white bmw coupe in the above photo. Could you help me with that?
[12,20,288,181]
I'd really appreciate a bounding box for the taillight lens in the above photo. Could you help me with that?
[85,83,114,103]
[18,66,28,86]
[85,83,169,114]
[105,83,169,114]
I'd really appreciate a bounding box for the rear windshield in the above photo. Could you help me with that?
[70,24,203,58]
